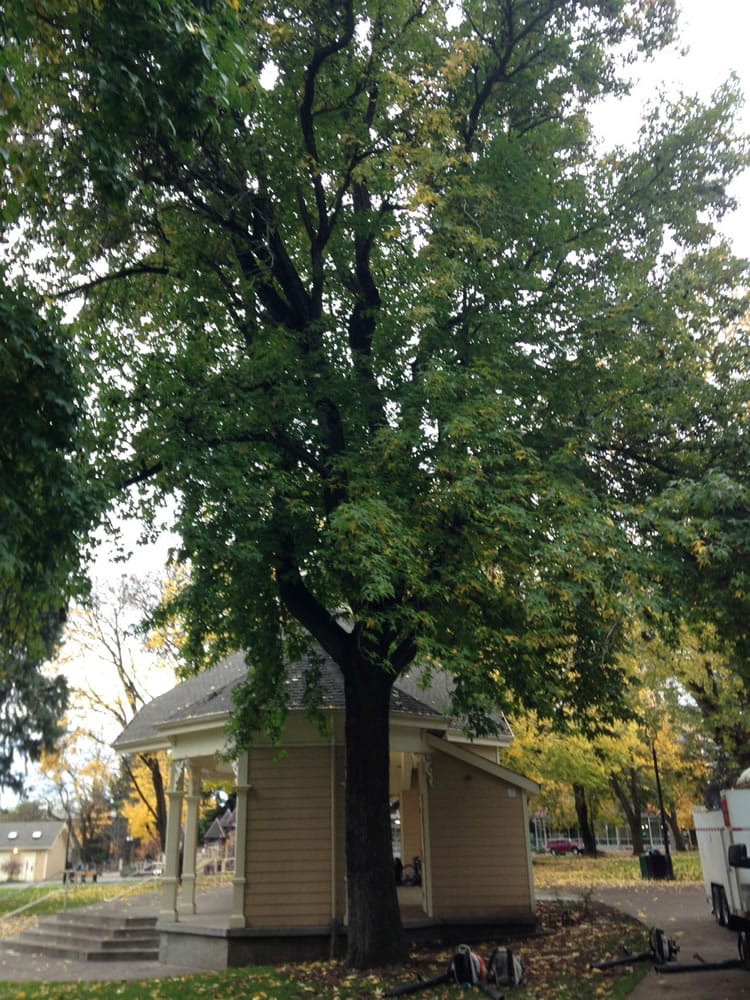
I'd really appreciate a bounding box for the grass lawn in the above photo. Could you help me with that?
[0,903,651,1000]
[0,853,699,999]
[532,848,702,891]
[0,879,159,921]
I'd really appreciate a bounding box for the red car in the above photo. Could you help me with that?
[546,839,583,855]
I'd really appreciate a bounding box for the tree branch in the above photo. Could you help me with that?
[275,529,353,667]
[119,460,164,490]
[299,0,356,238]
[53,264,168,300]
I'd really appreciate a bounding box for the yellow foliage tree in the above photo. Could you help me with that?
[120,753,170,859]
[504,628,711,856]
[39,728,114,866]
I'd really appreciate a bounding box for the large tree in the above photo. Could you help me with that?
[5,0,749,965]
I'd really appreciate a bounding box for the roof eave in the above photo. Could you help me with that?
[444,729,513,748]
[153,711,230,737]
[424,732,540,795]
[112,736,172,754]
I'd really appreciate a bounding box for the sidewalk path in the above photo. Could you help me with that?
[593,882,750,998]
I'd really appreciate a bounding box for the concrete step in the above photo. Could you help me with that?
[48,913,157,930]
[1,910,159,963]
[15,929,158,950]
[4,939,159,962]
[43,916,157,936]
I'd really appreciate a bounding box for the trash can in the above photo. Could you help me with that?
[640,850,668,880]
[649,850,668,879]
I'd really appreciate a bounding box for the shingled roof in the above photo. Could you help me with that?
[0,821,66,851]
[113,649,510,752]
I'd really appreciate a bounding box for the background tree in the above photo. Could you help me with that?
[120,755,170,860]
[6,0,749,966]
[0,799,51,822]
[603,669,710,854]
[505,629,712,856]
[39,730,116,866]
[2,856,22,882]
[669,625,750,784]
[504,715,611,853]
[61,574,177,852]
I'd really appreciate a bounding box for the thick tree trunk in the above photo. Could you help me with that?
[343,655,405,968]
[573,783,597,854]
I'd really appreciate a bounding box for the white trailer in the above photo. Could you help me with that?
[693,785,750,930]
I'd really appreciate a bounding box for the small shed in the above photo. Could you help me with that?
[0,821,68,883]
[114,651,539,968]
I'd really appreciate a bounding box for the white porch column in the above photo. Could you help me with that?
[418,754,433,917]
[178,763,201,917]
[159,758,185,923]
[229,752,250,928]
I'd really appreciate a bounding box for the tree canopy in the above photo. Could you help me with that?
[0,272,93,791]
[4,0,749,965]
[0,7,97,789]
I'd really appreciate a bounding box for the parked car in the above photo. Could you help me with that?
[140,861,163,876]
[546,839,583,855]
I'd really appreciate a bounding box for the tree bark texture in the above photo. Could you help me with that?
[343,656,405,967]
[573,782,597,854]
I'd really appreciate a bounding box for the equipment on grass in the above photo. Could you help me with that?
[385,942,524,997]
[590,925,678,971]
[449,944,486,986]
[487,946,525,987]
[649,926,679,964]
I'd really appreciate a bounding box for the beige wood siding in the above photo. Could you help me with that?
[243,745,344,928]
[332,746,347,919]
[43,833,67,879]
[427,750,533,919]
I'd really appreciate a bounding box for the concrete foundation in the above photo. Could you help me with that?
[157,911,537,969]
[158,923,345,968]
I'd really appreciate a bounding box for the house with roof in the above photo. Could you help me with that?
[200,806,236,875]
[114,650,539,969]
[0,821,68,883]
[202,806,235,848]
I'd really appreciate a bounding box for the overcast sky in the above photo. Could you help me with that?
[595,0,750,258]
